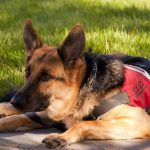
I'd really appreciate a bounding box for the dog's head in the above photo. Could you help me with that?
[11,19,86,120]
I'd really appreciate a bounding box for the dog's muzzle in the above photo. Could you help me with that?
[11,92,24,110]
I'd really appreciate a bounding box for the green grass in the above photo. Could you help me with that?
[0,0,150,97]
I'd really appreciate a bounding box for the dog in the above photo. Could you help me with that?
[0,19,150,149]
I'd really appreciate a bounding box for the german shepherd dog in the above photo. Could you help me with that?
[0,19,150,149]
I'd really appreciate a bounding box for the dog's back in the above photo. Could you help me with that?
[102,54,150,74]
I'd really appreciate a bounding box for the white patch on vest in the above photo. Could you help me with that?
[125,65,150,80]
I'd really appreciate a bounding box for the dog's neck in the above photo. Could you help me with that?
[71,54,124,119]
[74,54,99,111]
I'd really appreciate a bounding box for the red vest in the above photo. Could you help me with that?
[121,65,150,108]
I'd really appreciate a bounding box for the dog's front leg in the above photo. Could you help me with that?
[0,102,21,118]
[42,119,148,149]
[0,111,48,131]
[42,105,150,149]
[43,120,129,149]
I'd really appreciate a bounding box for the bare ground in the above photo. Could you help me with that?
[0,128,150,150]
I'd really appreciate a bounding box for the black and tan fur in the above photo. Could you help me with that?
[0,19,150,149]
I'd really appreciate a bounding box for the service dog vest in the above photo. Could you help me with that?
[121,65,150,108]
[93,64,150,119]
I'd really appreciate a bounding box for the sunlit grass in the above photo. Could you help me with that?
[0,0,150,97]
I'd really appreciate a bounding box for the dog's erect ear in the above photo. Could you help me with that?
[58,24,85,65]
[23,19,42,57]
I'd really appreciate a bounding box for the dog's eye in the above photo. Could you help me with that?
[25,68,30,78]
[39,72,54,81]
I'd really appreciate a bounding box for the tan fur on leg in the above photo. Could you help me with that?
[0,111,48,131]
[43,105,150,148]
[0,102,21,117]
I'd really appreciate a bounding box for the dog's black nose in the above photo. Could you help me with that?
[11,93,24,110]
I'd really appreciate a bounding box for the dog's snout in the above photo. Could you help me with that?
[11,93,24,110]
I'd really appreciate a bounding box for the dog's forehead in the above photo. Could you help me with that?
[31,46,60,62]
[34,46,56,57]
[29,46,64,74]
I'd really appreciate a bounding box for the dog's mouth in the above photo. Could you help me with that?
[22,100,50,112]
[11,92,50,112]
[36,101,49,111]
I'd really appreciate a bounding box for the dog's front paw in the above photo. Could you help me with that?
[42,134,67,149]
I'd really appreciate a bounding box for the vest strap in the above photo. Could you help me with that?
[92,92,130,118]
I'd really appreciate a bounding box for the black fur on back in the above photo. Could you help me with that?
[83,52,150,93]
[95,55,124,91]
[101,54,150,74]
